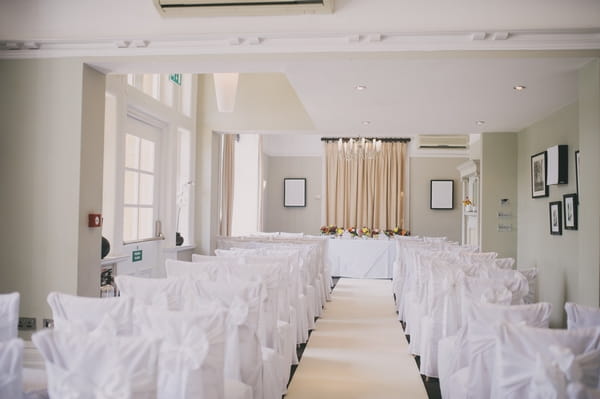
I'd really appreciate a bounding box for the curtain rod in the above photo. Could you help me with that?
[321,137,411,143]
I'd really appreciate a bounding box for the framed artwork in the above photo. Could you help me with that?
[549,201,562,235]
[430,180,454,210]
[284,178,306,207]
[563,193,578,230]
[531,151,549,198]
[575,150,580,202]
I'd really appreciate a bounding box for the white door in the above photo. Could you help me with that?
[121,115,162,277]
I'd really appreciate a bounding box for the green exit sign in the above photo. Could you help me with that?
[169,73,182,86]
[132,250,142,262]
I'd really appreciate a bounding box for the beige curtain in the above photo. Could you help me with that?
[219,134,235,236]
[325,141,407,230]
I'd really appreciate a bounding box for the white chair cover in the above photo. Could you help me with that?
[137,306,229,399]
[115,275,188,310]
[32,328,160,399]
[445,302,552,399]
[566,302,600,330]
[0,292,20,342]
[47,292,135,335]
[519,267,538,304]
[491,322,600,399]
[0,338,24,399]
[187,280,271,399]
[495,257,516,270]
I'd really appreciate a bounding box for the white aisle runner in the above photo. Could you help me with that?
[286,278,428,399]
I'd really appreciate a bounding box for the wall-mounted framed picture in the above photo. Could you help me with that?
[549,201,562,235]
[531,151,549,198]
[430,179,454,210]
[284,178,306,207]
[563,193,578,230]
[575,150,580,202]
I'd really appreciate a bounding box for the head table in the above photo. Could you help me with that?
[325,237,396,279]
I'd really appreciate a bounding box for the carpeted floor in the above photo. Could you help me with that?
[285,278,428,399]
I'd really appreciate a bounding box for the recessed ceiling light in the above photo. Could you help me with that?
[355,85,367,91]
[476,120,486,126]
[513,85,526,91]
[362,120,371,125]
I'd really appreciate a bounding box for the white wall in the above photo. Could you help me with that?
[577,60,600,308]
[409,157,466,241]
[480,132,518,259]
[264,156,322,234]
[0,58,86,325]
[77,65,106,297]
[516,103,580,326]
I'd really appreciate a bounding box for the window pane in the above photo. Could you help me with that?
[139,173,154,206]
[140,138,155,173]
[123,206,138,242]
[124,171,139,205]
[127,74,134,86]
[138,207,154,239]
[125,134,140,169]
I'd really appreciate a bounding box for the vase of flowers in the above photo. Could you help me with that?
[463,196,473,212]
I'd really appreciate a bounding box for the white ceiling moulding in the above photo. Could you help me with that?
[1,29,600,59]
[154,0,333,17]
[213,72,239,112]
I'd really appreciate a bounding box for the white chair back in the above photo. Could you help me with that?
[566,302,600,329]
[33,328,160,399]
[0,292,20,341]
[463,302,552,399]
[138,306,227,399]
[115,275,188,310]
[47,292,135,335]
[492,323,600,399]
[0,338,24,399]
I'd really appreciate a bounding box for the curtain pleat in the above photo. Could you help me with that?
[324,141,406,231]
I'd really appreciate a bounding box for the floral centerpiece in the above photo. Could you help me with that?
[359,227,371,237]
[320,225,338,235]
[384,227,410,237]
[347,227,358,237]
[372,228,380,237]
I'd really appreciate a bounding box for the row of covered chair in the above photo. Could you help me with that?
[0,234,332,399]
[392,236,600,398]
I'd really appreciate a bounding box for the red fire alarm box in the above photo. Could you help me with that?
[88,214,102,228]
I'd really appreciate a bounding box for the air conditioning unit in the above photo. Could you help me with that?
[154,0,334,17]
[417,135,469,150]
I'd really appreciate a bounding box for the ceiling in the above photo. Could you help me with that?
[1,0,600,139]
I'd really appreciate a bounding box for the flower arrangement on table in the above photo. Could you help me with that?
[321,225,409,237]
[320,225,338,235]
[384,227,410,237]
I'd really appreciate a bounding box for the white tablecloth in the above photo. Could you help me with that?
[326,238,396,279]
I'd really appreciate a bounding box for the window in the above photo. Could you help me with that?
[123,133,157,242]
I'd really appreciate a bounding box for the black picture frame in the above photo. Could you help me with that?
[430,180,454,210]
[531,151,549,198]
[575,150,580,202]
[563,193,578,230]
[549,201,562,235]
[283,178,306,207]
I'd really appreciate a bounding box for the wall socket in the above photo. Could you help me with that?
[18,317,36,331]
[43,318,54,328]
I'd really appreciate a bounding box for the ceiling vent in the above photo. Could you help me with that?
[417,135,469,149]
[154,0,334,17]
